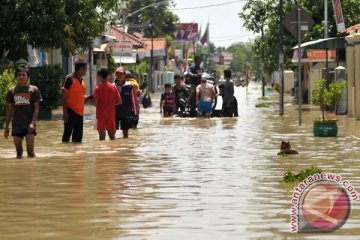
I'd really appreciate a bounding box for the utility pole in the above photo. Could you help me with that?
[324,0,330,87]
[261,24,265,97]
[279,0,284,115]
[89,45,93,94]
[150,19,154,93]
[297,7,302,126]
[324,0,328,39]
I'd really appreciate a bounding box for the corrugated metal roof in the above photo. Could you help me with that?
[292,37,345,50]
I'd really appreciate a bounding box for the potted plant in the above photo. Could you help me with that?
[312,79,346,137]
[0,70,16,129]
[30,65,63,120]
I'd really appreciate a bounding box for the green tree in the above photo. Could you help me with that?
[239,0,360,74]
[0,70,16,118]
[0,0,119,56]
[312,79,346,120]
[226,42,261,76]
[123,0,178,37]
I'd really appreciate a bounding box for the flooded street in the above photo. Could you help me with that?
[0,82,360,239]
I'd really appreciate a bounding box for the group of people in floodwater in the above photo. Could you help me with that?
[3,56,238,159]
[160,56,238,118]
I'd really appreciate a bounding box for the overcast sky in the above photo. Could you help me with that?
[172,0,256,48]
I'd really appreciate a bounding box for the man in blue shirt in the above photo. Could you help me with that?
[188,56,204,86]
[187,56,204,116]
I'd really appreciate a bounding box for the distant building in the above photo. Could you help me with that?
[212,50,233,68]
[221,52,233,68]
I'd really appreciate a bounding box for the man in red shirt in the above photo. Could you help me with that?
[93,68,122,140]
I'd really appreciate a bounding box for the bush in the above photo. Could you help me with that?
[30,65,64,110]
[312,79,346,120]
[0,70,16,119]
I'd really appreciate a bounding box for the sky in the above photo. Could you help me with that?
[172,0,256,48]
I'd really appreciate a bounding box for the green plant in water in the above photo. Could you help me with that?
[312,79,346,121]
[282,166,322,183]
[255,102,270,108]
[258,96,269,101]
[278,152,289,157]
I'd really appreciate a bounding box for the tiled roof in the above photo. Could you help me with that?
[110,27,144,48]
[138,38,166,51]
[344,23,360,34]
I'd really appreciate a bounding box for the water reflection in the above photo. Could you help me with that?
[0,82,359,239]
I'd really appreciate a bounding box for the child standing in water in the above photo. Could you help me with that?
[160,83,175,117]
[4,65,41,158]
[93,68,122,141]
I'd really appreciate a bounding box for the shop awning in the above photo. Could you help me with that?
[113,53,137,64]
[293,37,346,50]
[292,37,345,63]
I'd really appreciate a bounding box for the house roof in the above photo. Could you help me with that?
[137,38,167,58]
[292,37,345,50]
[110,27,144,48]
[342,23,360,34]
[138,38,166,51]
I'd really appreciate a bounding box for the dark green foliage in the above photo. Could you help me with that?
[0,0,119,55]
[107,53,117,74]
[226,42,261,77]
[312,79,346,120]
[240,0,360,74]
[30,65,64,110]
[283,166,322,183]
[124,0,178,37]
[0,70,16,117]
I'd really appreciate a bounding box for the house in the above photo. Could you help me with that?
[345,24,360,119]
[212,50,233,68]
[292,37,346,104]
[109,27,143,65]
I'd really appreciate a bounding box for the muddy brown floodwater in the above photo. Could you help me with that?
[0,82,359,239]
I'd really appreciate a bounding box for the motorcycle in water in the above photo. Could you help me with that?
[177,72,240,118]
[176,72,228,118]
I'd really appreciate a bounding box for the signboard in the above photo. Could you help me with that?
[172,23,198,43]
[332,0,346,32]
[93,37,101,48]
[307,49,336,62]
[291,49,336,63]
[113,42,133,56]
[282,5,315,39]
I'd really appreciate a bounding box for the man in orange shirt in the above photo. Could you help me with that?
[62,60,87,143]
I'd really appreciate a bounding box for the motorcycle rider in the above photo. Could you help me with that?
[187,56,204,116]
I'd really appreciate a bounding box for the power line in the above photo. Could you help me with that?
[213,34,255,42]
[170,0,244,11]
[211,34,254,40]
